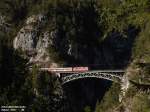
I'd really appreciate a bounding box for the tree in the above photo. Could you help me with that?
[30,71,63,112]
[84,106,92,112]
[0,0,30,23]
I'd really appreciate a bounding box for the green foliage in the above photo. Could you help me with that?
[84,106,92,112]
[125,86,137,98]
[0,0,29,23]
[29,0,55,15]
[30,71,62,112]
[31,95,52,112]
[0,39,62,110]
[0,27,62,111]
[95,83,121,112]
[128,43,150,85]
[133,22,150,62]
[31,65,39,89]
[0,38,34,105]
[36,71,60,95]
[98,0,150,39]
[0,0,150,111]
[131,93,150,112]
[123,92,150,112]
[48,45,65,65]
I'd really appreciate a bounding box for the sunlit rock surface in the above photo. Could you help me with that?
[13,14,52,66]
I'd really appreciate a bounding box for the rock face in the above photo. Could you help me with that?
[13,14,52,66]
[13,14,136,69]
[0,14,11,32]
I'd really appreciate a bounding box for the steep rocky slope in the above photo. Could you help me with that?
[12,14,141,112]
[1,0,150,112]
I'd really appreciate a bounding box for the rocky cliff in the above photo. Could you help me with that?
[1,0,150,112]
[12,14,139,112]
[13,14,137,70]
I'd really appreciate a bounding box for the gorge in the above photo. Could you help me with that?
[0,0,150,112]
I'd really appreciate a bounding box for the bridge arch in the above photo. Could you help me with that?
[61,71,124,85]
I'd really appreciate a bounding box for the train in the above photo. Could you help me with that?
[48,67,89,72]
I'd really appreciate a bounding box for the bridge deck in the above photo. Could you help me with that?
[40,68,125,73]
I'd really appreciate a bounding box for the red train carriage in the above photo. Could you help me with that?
[47,67,89,73]
[72,67,89,72]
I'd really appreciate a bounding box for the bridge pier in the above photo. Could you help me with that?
[56,73,61,78]
[119,75,129,102]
